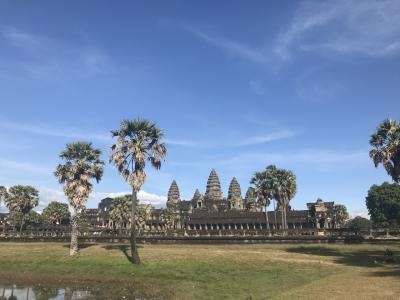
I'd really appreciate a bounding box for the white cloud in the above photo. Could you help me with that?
[275,0,400,59]
[350,208,370,219]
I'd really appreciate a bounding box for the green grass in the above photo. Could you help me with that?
[0,243,399,299]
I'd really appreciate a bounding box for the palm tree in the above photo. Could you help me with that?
[2,185,39,232]
[250,172,272,229]
[369,119,400,183]
[54,142,104,256]
[109,195,131,232]
[110,118,167,264]
[42,201,70,225]
[274,168,297,230]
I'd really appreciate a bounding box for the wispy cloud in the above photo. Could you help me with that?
[170,149,367,167]
[237,129,298,146]
[0,26,112,80]
[162,20,269,64]
[275,0,400,59]
[0,120,110,142]
[0,158,51,175]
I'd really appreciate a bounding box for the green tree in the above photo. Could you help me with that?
[54,142,104,256]
[110,119,167,264]
[369,119,400,183]
[366,182,400,227]
[2,185,39,232]
[109,195,131,231]
[348,216,372,233]
[42,201,70,225]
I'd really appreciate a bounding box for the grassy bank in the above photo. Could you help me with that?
[0,243,399,299]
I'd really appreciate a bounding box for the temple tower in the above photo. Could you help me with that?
[192,189,204,208]
[204,169,224,201]
[244,187,259,211]
[227,177,244,209]
[167,180,181,207]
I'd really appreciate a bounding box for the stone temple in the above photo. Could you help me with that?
[90,169,345,232]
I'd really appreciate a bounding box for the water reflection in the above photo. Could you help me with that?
[0,285,93,300]
[0,284,151,300]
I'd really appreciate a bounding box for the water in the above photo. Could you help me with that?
[0,283,151,300]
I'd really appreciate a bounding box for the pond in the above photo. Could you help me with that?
[0,283,152,300]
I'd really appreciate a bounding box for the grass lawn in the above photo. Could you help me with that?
[0,242,399,299]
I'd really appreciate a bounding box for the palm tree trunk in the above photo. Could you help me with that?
[70,210,79,256]
[19,214,25,234]
[130,188,141,264]
[265,205,269,230]
[273,199,277,230]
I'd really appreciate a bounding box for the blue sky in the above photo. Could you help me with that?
[0,0,399,216]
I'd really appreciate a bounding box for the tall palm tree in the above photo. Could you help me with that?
[110,119,167,264]
[54,142,104,256]
[369,119,400,183]
[274,168,297,230]
[250,172,272,229]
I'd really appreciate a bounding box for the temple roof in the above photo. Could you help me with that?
[167,180,181,204]
[204,169,224,201]
[227,177,242,202]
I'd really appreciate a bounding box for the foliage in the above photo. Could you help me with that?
[109,118,167,264]
[332,204,349,227]
[42,201,70,225]
[251,165,297,229]
[366,182,400,227]
[161,207,176,228]
[109,119,167,192]
[250,171,271,208]
[2,185,39,214]
[109,195,131,228]
[347,217,372,233]
[54,142,104,211]
[369,119,400,183]
[1,185,39,231]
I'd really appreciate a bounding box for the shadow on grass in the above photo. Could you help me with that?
[102,244,141,263]
[286,246,400,276]
[61,243,97,250]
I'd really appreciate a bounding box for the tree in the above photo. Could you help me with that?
[109,195,131,232]
[110,118,167,264]
[250,172,272,229]
[161,206,175,229]
[366,182,400,227]
[369,119,400,183]
[348,216,372,233]
[0,186,6,208]
[2,185,39,232]
[332,204,349,228]
[252,165,297,230]
[54,142,104,256]
[42,201,70,225]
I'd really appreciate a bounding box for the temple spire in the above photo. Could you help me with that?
[228,177,243,209]
[167,180,181,205]
[204,169,223,201]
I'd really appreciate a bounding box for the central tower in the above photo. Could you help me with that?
[204,169,224,201]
